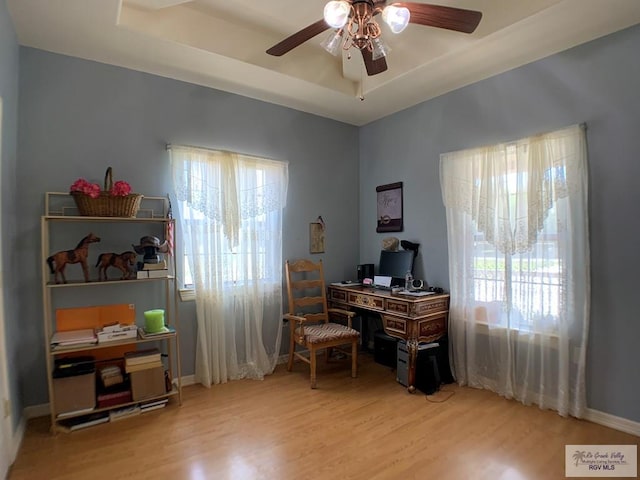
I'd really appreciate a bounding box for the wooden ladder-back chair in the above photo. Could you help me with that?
[284,259,360,388]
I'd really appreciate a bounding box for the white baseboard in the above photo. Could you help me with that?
[584,408,640,437]
[23,403,49,420]
[179,374,196,387]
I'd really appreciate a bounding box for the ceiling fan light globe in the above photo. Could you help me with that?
[382,5,410,34]
[371,37,390,60]
[321,29,344,56]
[324,1,351,29]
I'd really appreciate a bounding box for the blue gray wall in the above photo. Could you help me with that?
[6,8,640,425]
[359,24,640,422]
[0,0,22,432]
[16,48,359,406]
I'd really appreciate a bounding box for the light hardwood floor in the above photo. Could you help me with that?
[9,354,639,480]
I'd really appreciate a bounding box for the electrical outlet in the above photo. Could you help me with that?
[3,399,9,418]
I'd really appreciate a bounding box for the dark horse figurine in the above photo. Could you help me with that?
[95,251,137,281]
[46,232,101,284]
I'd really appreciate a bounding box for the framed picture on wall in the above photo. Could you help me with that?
[309,222,325,253]
[376,182,403,232]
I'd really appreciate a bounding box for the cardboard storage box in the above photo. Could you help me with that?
[52,356,96,415]
[130,366,165,401]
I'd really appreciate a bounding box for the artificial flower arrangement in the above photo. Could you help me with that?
[69,167,143,217]
[70,178,132,198]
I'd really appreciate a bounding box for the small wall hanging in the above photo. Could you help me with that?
[309,216,325,254]
[376,182,403,232]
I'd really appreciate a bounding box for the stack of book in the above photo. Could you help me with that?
[50,328,97,350]
[57,412,109,432]
[124,348,162,372]
[138,325,175,339]
[136,260,169,279]
[140,398,168,413]
[109,405,141,422]
[99,365,123,388]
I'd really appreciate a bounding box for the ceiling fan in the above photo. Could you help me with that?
[266,1,483,76]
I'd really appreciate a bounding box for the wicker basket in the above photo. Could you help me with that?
[71,167,143,217]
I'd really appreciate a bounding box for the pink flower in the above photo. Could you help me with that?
[110,180,132,197]
[70,178,133,198]
[70,178,101,199]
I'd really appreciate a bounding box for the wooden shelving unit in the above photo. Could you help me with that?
[41,193,182,433]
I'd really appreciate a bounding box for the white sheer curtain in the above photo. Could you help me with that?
[170,145,288,387]
[440,124,590,417]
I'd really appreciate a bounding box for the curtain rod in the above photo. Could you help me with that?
[166,143,234,154]
[166,143,215,151]
[165,143,288,166]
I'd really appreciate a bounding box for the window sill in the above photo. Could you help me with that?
[469,320,559,347]
[179,288,195,302]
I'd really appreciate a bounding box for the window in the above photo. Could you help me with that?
[440,124,590,417]
[170,146,288,295]
[169,144,288,385]
[470,145,563,334]
[180,166,276,289]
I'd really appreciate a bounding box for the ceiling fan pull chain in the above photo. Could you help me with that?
[359,62,365,101]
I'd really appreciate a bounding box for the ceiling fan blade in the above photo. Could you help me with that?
[397,3,482,34]
[266,19,330,56]
[361,49,388,76]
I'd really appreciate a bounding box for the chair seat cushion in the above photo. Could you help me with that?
[300,323,360,344]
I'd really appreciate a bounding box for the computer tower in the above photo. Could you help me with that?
[397,341,441,394]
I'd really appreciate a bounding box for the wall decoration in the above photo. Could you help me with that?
[376,182,403,232]
[309,216,325,253]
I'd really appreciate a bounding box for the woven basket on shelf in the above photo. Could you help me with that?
[71,167,143,217]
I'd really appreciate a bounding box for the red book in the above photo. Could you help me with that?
[97,390,132,408]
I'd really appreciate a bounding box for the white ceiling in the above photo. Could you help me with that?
[7,0,640,126]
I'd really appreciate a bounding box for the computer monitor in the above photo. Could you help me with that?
[378,250,414,285]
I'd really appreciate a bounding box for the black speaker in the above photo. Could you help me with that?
[436,335,454,384]
[357,263,374,281]
[415,345,441,395]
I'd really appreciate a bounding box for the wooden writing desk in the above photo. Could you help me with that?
[328,284,450,393]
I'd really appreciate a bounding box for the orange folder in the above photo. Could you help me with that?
[55,304,137,361]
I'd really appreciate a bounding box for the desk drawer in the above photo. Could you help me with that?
[417,313,447,343]
[382,313,448,343]
[330,289,348,303]
[383,315,408,337]
[385,299,410,316]
[348,292,384,311]
[414,297,450,317]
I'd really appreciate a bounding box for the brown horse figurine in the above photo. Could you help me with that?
[95,251,137,281]
[46,233,101,284]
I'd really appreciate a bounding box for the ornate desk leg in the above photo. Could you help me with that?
[406,338,418,393]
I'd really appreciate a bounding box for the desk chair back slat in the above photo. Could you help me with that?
[284,259,359,388]
[286,259,330,324]
[291,279,323,290]
[298,312,327,323]
[292,296,326,312]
